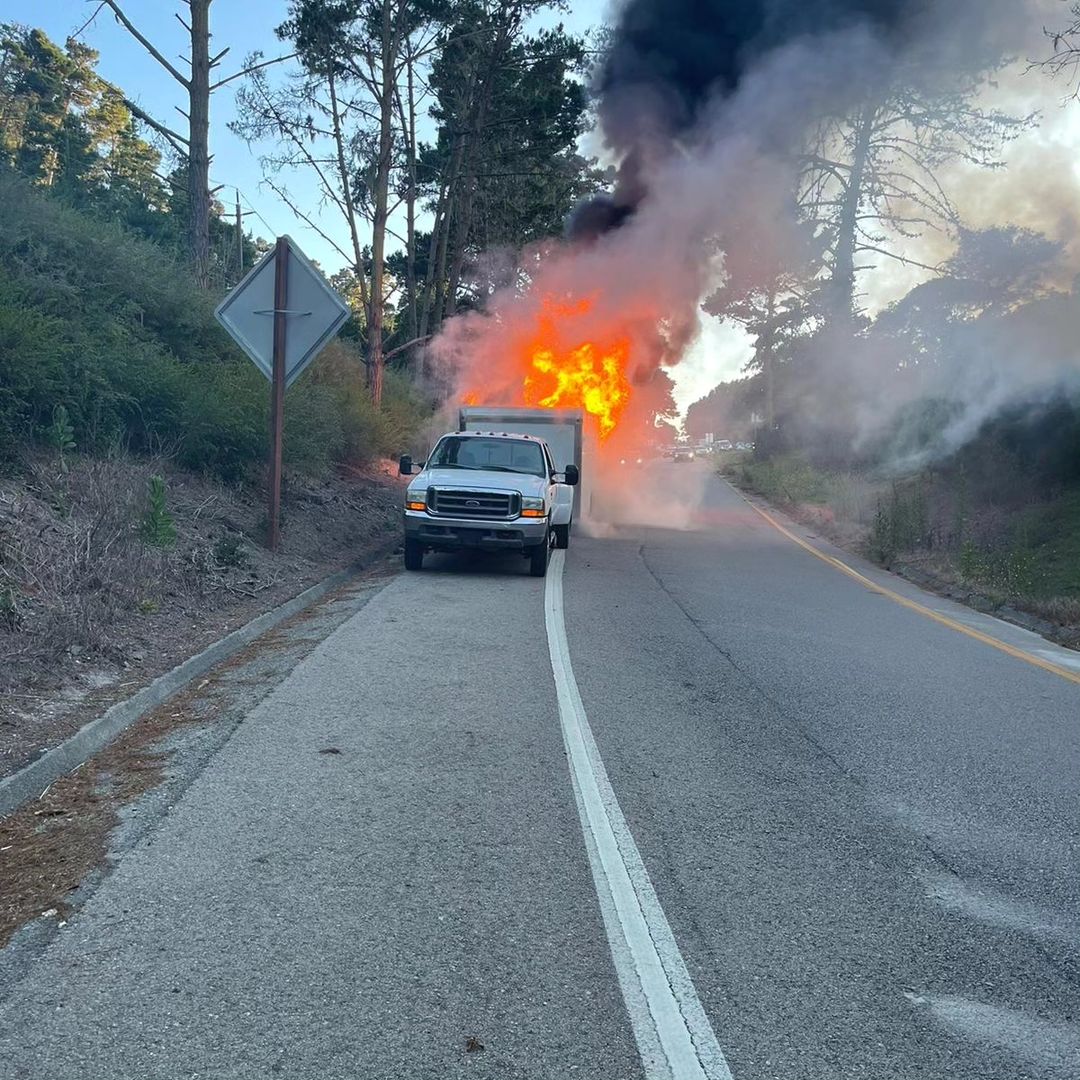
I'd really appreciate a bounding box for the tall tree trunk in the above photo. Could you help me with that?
[442,178,475,321]
[418,173,449,344]
[439,11,511,322]
[762,288,777,431]
[100,0,293,290]
[403,47,418,346]
[187,0,212,289]
[831,104,874,327]
[368,0,402,409]
[430,188,456,335]
[421,119,469,339]
[327,63,369,319]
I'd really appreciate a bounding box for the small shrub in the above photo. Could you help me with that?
[46,404,76,468]
[49,488,72,519]
[866,480,930,564]
[0,587,19,630]
[959,538,979,581]
[869,500,897,564]
[213,532,247,568]
[139,475,177,548]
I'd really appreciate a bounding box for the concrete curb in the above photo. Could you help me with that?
[0,560,374,819]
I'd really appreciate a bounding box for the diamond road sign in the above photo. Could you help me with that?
[214,235,351,389]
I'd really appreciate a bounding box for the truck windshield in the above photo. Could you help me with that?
[429,436,546,477]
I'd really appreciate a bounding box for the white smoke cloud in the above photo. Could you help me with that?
[430,0,1080,476]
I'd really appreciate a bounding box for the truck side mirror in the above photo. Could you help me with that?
[563,464,579,486]
[398,454,413,476]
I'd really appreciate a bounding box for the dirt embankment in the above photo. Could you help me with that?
[0,453,404,780]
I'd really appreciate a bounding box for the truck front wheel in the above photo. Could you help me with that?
[403,539,424,571]
[553,522,570,550]
[529,532,550,577]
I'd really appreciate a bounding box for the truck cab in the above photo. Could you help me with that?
[400,431,579,577]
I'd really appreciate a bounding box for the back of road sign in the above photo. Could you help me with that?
[214,235,350,389]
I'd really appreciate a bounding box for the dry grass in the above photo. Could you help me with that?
[0,455,183,683]
[1024,595,1080,626]
[0,449,403,774]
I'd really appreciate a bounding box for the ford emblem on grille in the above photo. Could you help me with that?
[466,499,480,507]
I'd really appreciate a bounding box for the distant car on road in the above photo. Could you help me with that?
[716,439,734,451]
[672,446,696,462]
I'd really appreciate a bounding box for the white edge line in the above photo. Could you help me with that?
[545,549,734,1080]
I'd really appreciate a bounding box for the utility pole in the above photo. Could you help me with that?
[231,189,256,285]
[235,189,243,279]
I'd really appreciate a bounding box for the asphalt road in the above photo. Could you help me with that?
[2,464,1078,1079]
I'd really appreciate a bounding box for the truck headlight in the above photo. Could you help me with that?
[405,491,426,511]
[521,496,546,518]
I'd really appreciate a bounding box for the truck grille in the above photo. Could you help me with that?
[428,487,519,520]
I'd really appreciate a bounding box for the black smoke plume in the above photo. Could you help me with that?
[569,0,931,240]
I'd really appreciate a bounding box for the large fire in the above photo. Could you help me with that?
[463,295,632,439]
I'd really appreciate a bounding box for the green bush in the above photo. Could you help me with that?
[738,453,829,505]
[46,403,76,466]
[867,480,929,564]
[139,475,177,548]
[0,168,430,478]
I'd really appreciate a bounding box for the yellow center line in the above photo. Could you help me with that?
[734,488,1080,688]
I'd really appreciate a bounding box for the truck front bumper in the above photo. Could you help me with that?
[404,511,548,552]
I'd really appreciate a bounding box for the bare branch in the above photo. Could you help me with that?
[73,1,108,40]
[260,177,356,267]
[383,334,432,362]
[854,245,943,274]
[123,98,189,152]
[101,0,190,87]
[211,52,297,92]
[244,88,351,224]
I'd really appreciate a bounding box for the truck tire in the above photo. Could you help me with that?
[553,522,570,550]
[529,532,550,577]
[403,539,424,571]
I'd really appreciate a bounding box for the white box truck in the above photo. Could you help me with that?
[397,407,587,577]
[457,406,589,524]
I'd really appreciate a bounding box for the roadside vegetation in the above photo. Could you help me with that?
[724,421,1080,646]
[687,8,1080,651]
[0,10,596,754]
[0,170,427,480]
[0,152,433,741]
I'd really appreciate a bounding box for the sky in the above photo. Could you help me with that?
[8,2,1078,416]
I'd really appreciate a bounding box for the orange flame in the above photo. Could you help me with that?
[464,295,632,439]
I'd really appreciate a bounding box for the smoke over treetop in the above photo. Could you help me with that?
[601,0,922,122]
[579,0,932,234]
[433,0,1037,468]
